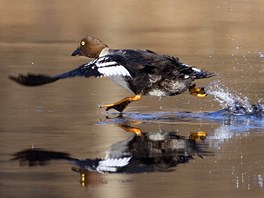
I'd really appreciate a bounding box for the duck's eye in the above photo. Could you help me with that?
[81,41,85,46]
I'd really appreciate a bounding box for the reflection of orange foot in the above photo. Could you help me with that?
[118,124,142,136]
[189,131,207,141]
[72,167,105,188]
[189,84,207,97]
[99,95,142,112]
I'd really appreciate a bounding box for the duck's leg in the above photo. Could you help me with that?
[99,95,142,112]
[189,84,207,97]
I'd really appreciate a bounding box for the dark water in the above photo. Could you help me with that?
[1,1,264,198]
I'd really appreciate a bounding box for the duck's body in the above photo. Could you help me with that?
[93,49,212,96]
[98,48,212,97]
[9,36,215,112]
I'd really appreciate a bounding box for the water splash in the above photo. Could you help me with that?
[206,80,263,116]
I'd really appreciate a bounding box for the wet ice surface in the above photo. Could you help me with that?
[10,97,264,195]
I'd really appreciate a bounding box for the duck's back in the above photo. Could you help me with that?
[108,49,212,79]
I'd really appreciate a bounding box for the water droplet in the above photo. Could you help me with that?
[258,51,264,58]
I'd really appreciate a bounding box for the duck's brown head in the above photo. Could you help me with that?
[71,36,108,58]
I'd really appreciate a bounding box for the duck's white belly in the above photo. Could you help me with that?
[147,89,167,97]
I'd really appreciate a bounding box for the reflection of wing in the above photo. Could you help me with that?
[11,148,74,166]
[96,157,132,173]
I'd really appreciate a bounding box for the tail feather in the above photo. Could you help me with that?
[177,61,215,80]
[193,70,215,79]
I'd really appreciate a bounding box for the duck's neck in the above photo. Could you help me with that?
[99,47,111,57]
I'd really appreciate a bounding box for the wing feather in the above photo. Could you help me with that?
[9,56,132,86]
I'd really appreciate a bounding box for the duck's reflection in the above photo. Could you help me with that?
[12,124,211,187]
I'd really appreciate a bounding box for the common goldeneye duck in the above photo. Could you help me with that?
[9,36,215,112]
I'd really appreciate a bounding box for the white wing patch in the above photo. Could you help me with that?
[98,65,131,77]
[96,61,117,67]
[191,67,202,72]
[95,57,131,77]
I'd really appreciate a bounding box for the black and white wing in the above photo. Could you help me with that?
[9,55,132,86]
[79,56,132,78]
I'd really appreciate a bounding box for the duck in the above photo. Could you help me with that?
[9,36,215,112]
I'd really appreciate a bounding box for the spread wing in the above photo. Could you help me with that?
[9,56,132,86]
[9,50,214,87]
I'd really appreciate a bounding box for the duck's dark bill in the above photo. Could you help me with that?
[71,48,82,56]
